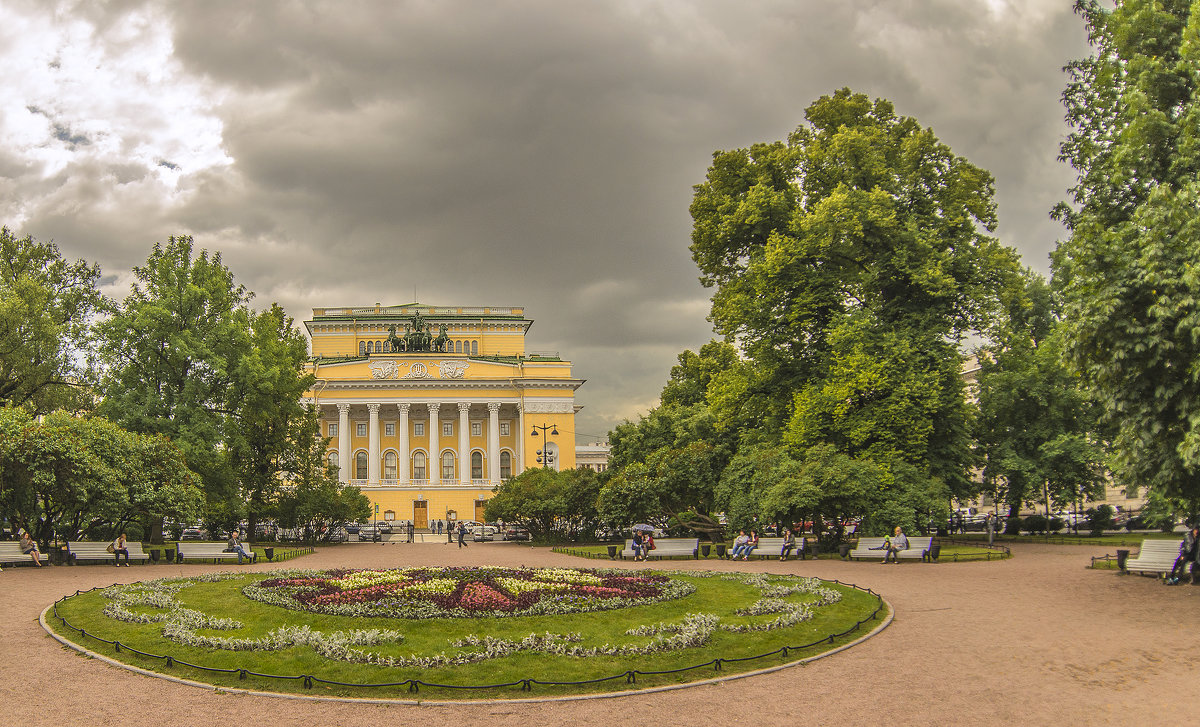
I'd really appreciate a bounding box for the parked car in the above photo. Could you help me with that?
[326,527,349,543]
[343,522,362,534]
[358,525,383,541]
[503,526,531,541]
[472,525,499,541]
[181,527,205,540]
[376,521,392,534]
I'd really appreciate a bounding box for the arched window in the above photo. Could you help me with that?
[359,341,366,355]
[500,451,511,479]
[413,451,426,480]
[471,451,483,479]
[366,340,374,354]
[455,340,462,354]
[471,340,478,355]
[383,451,397,479]
[442,451,455,480]
[377,340,383,352]
[327,451,339,471]
[355,451,368,479]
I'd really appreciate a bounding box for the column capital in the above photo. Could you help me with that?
[336,403,350,414]
[427,402,441,414]
[487,401,502,413]
[458,401,472,413]
[396,402,411,414]
[367,402,380,414]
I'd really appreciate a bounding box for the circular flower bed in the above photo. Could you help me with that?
[245,566,694,618]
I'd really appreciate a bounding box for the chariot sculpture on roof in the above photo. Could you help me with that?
[384,311,449,353]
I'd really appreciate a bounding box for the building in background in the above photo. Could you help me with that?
[575,442,610,473]
[304,303,584,526]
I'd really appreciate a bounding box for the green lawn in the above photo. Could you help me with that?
[48,567,886,699]
[554,542,1009,562]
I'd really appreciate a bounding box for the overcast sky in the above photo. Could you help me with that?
[0,0,1093,443]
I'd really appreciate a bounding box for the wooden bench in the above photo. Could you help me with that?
[620,537,699,560]
[176,541,256,564]
[67,541,150,565]
[849,536,933,561]
[745,536,808,560]
[1124,539,1184,577]
[0,542,49,566]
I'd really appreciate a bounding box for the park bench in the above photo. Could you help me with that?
[176,541,256,564]
[1124,539,1184,578]
[743,536,808,560]
[849,536,933,562]
[620,537,699,560]
[67,541,150,565]
[0,542,49,566]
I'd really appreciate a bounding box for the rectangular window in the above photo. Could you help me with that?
[356,423,366,437]
[328,423,338,437]
[471,421,482,437]
[499,422,510,436]
[414,422,425,437]
[385,422,395,437]
[443,421,453,437]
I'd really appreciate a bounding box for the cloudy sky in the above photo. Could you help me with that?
[0,0,1092,443]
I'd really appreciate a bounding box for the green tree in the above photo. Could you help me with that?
[98,236,250,507]
[485,467,602,541]
[275,405,371,541]
[974,272,1106,528]
[225,303,314,539]
[690,89,1020,446]
[0,228,105,414]
[1053,0,1200,509]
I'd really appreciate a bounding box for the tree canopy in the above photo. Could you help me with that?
[1053,0,1200,507]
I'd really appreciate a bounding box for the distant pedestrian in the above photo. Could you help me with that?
[457,522,467,548]
[437,519,443,535]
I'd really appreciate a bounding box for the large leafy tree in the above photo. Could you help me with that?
[98,236,249,501]
[485,467,602,541]
[0,228,105,414]
[687,89,1020,524]
[975,272,1106,527]
[1053,0,1200,507]
[275,406,370,541]
[225,303,314,539]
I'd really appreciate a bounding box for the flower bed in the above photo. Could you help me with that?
[244,566,694,618]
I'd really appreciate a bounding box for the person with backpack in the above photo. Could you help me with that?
[1167,524,1199,585]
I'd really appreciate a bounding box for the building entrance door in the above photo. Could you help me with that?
[475,500,486,523]
[413,501,428,530]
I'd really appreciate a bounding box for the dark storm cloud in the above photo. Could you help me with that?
[1,0,1094,438]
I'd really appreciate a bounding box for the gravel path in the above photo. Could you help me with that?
[2,540,1191,725]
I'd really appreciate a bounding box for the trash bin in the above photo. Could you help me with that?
[607,545,618,559]
[927,543,941,562]
[838,543,852,559]
[264,547,275,562]
[150,549,159,563]
[163,548,175,564]
[715,543,727,559]
[1116,549,1130,571]
[701,544,711,558]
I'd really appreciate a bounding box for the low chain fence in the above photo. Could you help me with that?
[49,578,886,696]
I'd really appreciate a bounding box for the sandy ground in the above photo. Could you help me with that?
[1,539,1192,726]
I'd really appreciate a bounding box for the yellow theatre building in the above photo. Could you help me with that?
[303,303,584,527]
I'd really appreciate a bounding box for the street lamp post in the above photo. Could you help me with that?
[531,423,558,469]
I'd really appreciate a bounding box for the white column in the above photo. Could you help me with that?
[397,403,410,485]
[517,403,525,473]
[488,402,502,484]
[367,403,380,485]
[337,403,350,483]
[428,403,440,484]
[458,402,471,485]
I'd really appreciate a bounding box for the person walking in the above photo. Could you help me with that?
[456,521,468,548]
[112,532,130,566]
[883,526,909,564]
